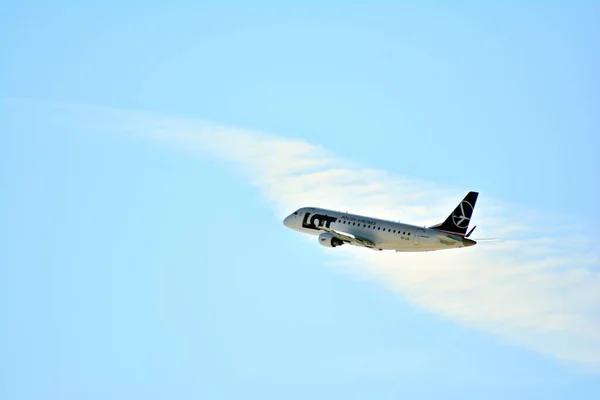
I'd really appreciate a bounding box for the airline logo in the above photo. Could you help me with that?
[452,200,473,228]
[302,212,338,230]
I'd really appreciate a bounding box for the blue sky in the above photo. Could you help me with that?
[2,2,600,399]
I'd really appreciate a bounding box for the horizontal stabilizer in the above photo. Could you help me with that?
[466,225,476,238]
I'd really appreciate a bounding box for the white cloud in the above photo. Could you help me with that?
[7,98,600,370]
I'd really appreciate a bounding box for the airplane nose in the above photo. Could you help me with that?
[284,213,298,228]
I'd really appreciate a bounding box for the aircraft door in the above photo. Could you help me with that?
[414,229,425,245]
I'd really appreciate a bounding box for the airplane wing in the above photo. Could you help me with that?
[320,227,377,248]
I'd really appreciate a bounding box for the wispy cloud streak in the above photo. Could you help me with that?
[7,98,600,370]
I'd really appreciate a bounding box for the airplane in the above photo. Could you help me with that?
[283,191,481,252]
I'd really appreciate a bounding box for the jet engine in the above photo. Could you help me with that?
[318,232,344,248]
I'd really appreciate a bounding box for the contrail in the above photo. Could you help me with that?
[6,98,600,370]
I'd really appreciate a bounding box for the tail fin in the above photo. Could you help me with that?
[429,191,479,236]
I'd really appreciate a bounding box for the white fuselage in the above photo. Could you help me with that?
[283,207,474,252]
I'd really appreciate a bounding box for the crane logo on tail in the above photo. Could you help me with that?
[452,200,473,229]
